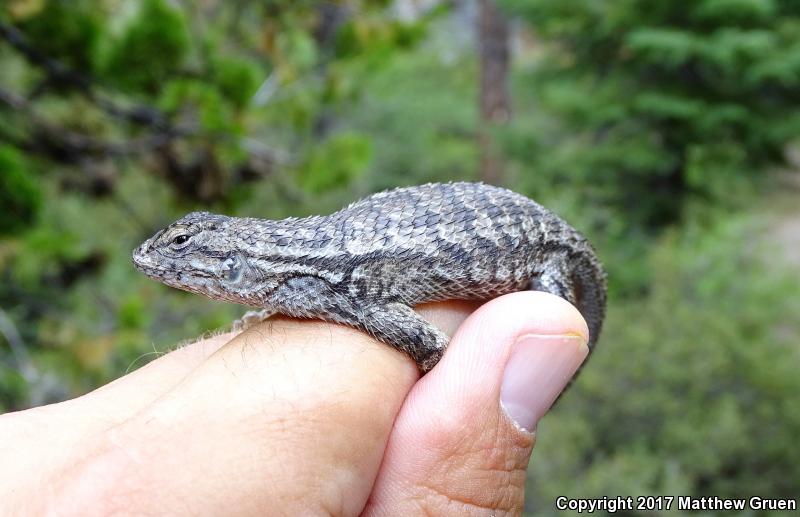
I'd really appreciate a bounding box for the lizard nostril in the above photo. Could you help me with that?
[133,243,153,262]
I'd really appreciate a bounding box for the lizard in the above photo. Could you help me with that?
[132,182,607,373]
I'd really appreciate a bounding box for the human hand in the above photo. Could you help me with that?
[0,291,589,516]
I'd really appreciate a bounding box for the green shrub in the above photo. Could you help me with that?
[528,209,800,514]
[0,146,41,236]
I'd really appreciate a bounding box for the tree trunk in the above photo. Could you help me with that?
[477,0,511,184]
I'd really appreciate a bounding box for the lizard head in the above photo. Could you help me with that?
[132,211,262,303]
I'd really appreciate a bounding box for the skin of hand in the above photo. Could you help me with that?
[0,291,589,516]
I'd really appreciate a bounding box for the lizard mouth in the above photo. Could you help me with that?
[132,250,213,283]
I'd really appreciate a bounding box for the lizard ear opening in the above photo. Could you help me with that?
[221,254,245,283]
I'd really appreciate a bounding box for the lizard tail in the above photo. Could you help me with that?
[536,249,607,400]
[531,248,607,349]
[571,254,607,350]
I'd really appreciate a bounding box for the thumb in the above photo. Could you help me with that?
[364,291,590,515]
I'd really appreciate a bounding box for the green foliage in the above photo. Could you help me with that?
[117,296,147,330]
[335,16,425,61]
[276,27,318,75]
[211,56,261,110]
[159,78,230,131]
[102,0,190,93]
[0,146,41,235]
[351,48,479,189]
[12,0,104,72]
[694,0,777,25]
[0,366,28,412]
[503,0,800,227]
[298,132,372,193]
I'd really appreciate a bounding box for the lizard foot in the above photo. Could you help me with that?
[232,309,275,332]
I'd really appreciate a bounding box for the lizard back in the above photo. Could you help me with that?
[238,183,605,344]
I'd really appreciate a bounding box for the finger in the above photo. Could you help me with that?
[44,305,471,516]
[364,291,590,516]
[416,300,483,337]
[77,330,237,410]
[0,330,240,508]
[0,330,237,444]
[20,298,477,436]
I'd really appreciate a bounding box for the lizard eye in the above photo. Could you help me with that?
[171,234,191,246]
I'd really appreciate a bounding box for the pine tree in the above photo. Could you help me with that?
[505,0,800,226]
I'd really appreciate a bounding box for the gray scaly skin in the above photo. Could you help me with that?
[132,182,607,373]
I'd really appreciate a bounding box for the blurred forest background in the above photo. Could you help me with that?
[1,0,799,514]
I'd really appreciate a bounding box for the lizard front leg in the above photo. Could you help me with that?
[253,274,366,329]
[255,276,449,372]
[356,302,449,373]
[232,309,275,332]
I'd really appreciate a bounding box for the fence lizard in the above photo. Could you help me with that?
[132,182,607,372]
